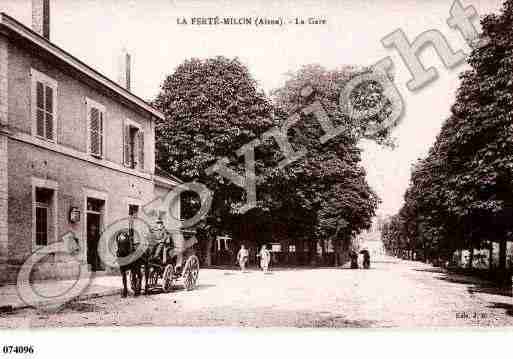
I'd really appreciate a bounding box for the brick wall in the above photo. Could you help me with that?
[2,36,159,283]
[7,139,154,270]
[0,136,7,283]
[0,36,7,127]
[0,36,8,284]
[7,40,154,172]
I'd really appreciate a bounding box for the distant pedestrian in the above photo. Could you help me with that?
[350,250,358,269]
[257,245,271,273]
[237,244,249,272]
[362,250,370,269]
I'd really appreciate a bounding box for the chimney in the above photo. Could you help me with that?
[32,0,50,40]
[118,49,131,91]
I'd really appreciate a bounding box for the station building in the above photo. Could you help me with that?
[0,1,180,284]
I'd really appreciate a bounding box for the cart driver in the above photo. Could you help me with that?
[152,219,173,263]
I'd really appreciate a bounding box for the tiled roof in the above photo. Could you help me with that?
[0,12,164,120]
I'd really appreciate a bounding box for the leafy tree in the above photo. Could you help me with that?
[154,60,394,267]
[269,64,392,264]
[389,0,513,281]
[153,56,275,265]
[443,0,513,275]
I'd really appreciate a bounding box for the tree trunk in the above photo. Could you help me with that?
[204,237,213,267]
[334,239,340,267]
[310,240,317,266]
[498,240,510,286]
[320,239,326,266]
[499,240,506,271]
[468,246,474,269]
[488,241,494,271]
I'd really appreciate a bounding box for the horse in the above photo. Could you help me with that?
[115,230,151,297]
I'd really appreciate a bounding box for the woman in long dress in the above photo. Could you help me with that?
[237,244,249,272]
[257,245,271,273]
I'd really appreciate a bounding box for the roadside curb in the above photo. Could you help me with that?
[0,305,14,314]
[0,287,121,314]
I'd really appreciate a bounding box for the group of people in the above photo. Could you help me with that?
[350,249,371,269]
[237,244,271,273]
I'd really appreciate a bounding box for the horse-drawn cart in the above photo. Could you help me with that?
[130,249,200,294]
[117,225,200,296]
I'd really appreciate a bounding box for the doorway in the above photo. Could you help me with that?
[86,198,105,271]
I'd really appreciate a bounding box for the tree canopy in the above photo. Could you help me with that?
[268,64,396,243]
[153,58,400,264]
[153,57,276,229]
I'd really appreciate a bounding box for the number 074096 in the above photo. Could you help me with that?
[2,346,34,354]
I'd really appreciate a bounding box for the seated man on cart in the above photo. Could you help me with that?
[151,219,189,273]
[151,219,173,264]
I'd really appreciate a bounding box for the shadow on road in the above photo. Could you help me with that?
[142,283,216,296]
[413,267,446,274]
[176,284,216,291]
[205,305,380,328]
[486,302,513,316]
[437,275,512,298]
[58,301,105,313]
[467,286,513,297]
[411,265,513,321]
[415,267,513,298]
[308,315,378,328]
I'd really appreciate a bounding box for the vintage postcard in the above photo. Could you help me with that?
[0,0,512,346]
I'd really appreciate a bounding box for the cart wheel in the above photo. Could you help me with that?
[183,255,199,291]
[129,267,142,295]
[162,264,175,293]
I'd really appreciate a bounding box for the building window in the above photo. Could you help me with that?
[128,204,139,218]
[123,120,144,170]
[86,98,106,158]
[31,69,57,142]
[216,236,231,252]
[34,187,54,246]
[87,198,104,213]
[271,243,282,252]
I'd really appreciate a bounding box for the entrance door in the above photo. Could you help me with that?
[86,198,104,271]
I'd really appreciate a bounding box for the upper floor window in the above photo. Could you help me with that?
[31,69,58,142]
[123,119,144,170]
[86,98,106,158]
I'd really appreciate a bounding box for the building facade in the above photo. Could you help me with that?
[0,8,179,284]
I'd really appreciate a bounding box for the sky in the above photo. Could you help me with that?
[1,0,505,217]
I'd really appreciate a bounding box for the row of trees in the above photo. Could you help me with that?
[382,0,513,281]
[153,58,392,265]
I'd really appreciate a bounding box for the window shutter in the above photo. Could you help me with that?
[45,86,54,140]
[138,131,144,170]
[36,82,45,137]
[99,111,104,157]
[123,124,131,167]
[90,107,100,156]
[31,70,57,142]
